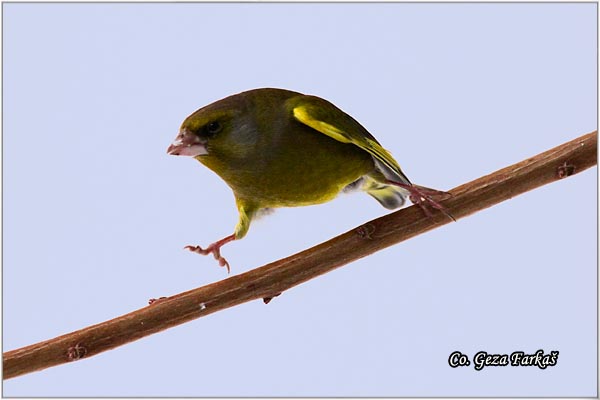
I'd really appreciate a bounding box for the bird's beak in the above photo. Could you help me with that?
[167,128,208,157]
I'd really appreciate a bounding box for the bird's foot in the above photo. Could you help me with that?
[387,180,455,221]
[185,234,236,273]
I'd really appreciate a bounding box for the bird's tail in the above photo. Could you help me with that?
[362,176,408,210]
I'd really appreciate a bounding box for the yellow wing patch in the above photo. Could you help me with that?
[293,106,352,144]
[293,104,405,179]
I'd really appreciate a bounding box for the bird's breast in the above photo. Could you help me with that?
[201,122,374,208]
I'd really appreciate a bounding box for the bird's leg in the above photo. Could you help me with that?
[185,234,236,273]
[387,180,455,222]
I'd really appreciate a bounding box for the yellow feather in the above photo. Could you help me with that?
[293,105,406,180]
[293,107,352,144]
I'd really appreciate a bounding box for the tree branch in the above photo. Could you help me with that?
[3,131,597,380]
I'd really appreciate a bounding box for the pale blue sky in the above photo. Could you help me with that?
[3,3,597,396]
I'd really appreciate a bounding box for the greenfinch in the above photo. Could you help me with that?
[167,88,451,272]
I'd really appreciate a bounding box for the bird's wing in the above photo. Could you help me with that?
[291,95,411,184]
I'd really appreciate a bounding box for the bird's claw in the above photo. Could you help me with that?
[388,181,455,221]
[184,234,236,273]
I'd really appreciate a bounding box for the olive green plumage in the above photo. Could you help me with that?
[167,88,447,270]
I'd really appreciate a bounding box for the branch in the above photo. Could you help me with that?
[3,131,597,380]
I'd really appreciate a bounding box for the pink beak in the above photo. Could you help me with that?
[167,128,208,157]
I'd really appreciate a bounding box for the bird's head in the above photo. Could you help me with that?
[167,109,228,157]
[167,96,257,163]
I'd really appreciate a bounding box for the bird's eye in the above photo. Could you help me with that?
[205,121,222,136]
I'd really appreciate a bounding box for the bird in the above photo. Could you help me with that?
[167,88,452,272]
